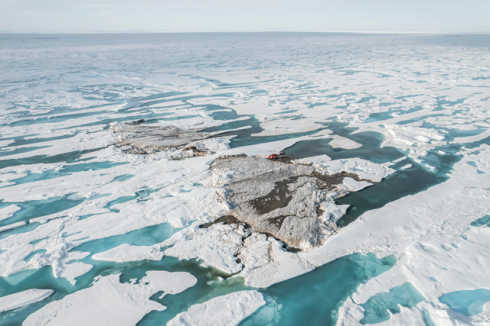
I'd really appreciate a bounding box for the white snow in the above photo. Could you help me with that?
[167,291,266,326]
[164,223,245,274]
[0,221,26,232]
[381,124,446,158]
[92,244,163,263]
[342,177,372,192]
[315,158,395,182]
[24,271,197,326]
[0,204,20,221]
[0,289,53,313]
[329,135,362,150]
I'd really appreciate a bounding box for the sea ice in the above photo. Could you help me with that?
[381,124,446,158]
[164,223,245,274]
[0,289,53,313]
[329,135,362,150]
[332,146,490,325]
[0,204,21,222]
[92,244,163,263]
[23,271,197,326]
[167,291,266,326]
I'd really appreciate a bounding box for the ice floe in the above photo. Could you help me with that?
[24,271,196,326]
[167,291,266,326]
[0,289,53,313]
[92,244,163,263]
[0,205,21,222]
[164,223,245,274]
[329,135,362,150]
[381,124,446,158]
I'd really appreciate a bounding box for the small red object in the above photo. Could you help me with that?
[268,154,279,159]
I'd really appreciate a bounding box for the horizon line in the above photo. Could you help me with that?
[1,30,490,35]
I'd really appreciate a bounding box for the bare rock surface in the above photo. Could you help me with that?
[111,122,213,154]
[212,155,371,249]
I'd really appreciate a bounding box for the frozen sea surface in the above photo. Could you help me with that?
[1,32,490,325]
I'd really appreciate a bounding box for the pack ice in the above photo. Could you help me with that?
[1,32,490,326]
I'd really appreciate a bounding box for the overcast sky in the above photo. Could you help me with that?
[1,0,489,33]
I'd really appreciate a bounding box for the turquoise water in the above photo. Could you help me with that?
[439,289,490,316]
[241,253,396,326]
[0,195,85,228]
[70,223,175,255]
[104,187,159,213]
[0,257,240,326]
[0,223,178,324]
[422,308,436,326]
[283,121,404,164]
[470,215,490,227]
[3,109,114,127]
[433,97,466,111]
[11,161,127,186]
[337,153,460,227]
[0,236,395,326]
[281,120,462,227]
[360,283,425,324]
[111,174,134,182]
[59,161,127,174]
[0,222,41,241]
[365,112,394,123]
[7,134,76,147]
[105,196,138,212]
[0,148,102,170]
[201,106,324,148]
[0,146,51,158]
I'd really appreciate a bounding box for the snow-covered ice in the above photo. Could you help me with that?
[24,271,197,326]
[92,244,164,263]
[167,291,266,326]
[1,32,490,326]
[0,289,53,313]
[0,205,21,222]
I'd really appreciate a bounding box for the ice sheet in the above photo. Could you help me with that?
[0,289,53,313]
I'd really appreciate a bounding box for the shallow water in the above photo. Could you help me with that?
[439,289,490,316]
[241,254,396,326]
[0,195,84,228]
[284,121,404,164]
[337,153,461,227]
[282,120,463,227]
[359,282,425,324]
[470,215,490,227]
[71,223,175,254]
[0,257,243,326]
